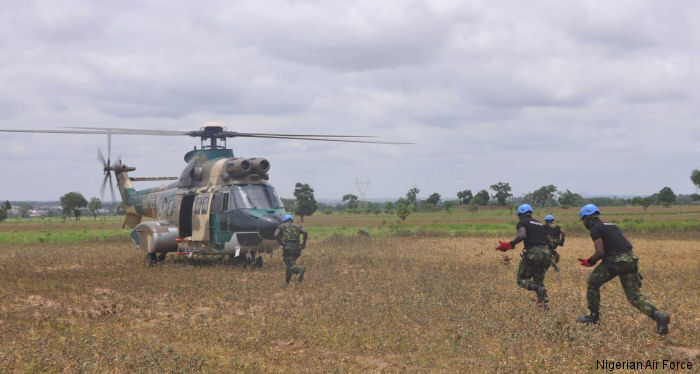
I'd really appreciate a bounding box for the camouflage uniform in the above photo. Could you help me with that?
[544,223,562,266]
[587,253,655,317]
[517,245,551,303]
[278,221,303,282]
[513,216,551,306]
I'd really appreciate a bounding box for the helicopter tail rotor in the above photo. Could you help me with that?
[98,133,117,203]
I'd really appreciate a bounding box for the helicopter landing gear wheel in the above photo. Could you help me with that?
[145,253,157,267]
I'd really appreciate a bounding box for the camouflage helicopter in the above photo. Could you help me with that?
[0,123,409,266]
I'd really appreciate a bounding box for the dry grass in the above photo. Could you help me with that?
[1,234,698,373]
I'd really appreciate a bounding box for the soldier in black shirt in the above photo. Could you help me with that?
[496,204,553,309]
[576,204,670,335]
[544,215,566,272]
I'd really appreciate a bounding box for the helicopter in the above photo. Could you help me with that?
[0,123,409,266]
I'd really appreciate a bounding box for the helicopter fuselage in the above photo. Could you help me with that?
[121,148,286,258]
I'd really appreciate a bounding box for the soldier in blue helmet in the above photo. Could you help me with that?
[576,204,670,335]
[274,214,308,284]
[544,214,566,272]
[496,203,553,309]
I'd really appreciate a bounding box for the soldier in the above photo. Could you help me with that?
[544,214,566,272]
[576,204,670,335]
[496,204,553,309]
[274,214,308,284]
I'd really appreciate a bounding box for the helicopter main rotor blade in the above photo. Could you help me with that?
[1,126,411,144]
[66,127,191,136]
[232,134,414,144]
[0,129,110,134]
[69,127,377,138]
[222,132,375,138]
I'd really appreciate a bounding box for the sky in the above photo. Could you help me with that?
[1,0,699,202]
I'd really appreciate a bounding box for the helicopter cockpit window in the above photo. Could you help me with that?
[193,197,201,215]
[201,196,209,214]
[222,192,230,211]
[231,184,283,210]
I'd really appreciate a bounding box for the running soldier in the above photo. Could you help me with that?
[576,204,670,335]
[274,214,308,284]
[544,214,566,272]
[496,204,553,309]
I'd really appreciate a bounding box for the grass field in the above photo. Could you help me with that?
[1,207,698,372]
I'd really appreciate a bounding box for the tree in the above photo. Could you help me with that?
[468,200,479,214]
[18,202,33,218]
[490,182,512,206]
[0,206,6,222]
[657,187,676,207]
[527,185,558,207]
[426,193,441,207]
[384,201,394,214]
[293,183,317,222]
[342,194,359,209]
[60,192,88,221]
[395,199,410,222]
[692,169,700,190]
[443,200,454,214]
[692,169,700,200]
[472,189,490,205]
[3,201,10,211]
[631,196,654,212]
[558,189,584,207]
[281,198,296,212]
[88,197,102,220]
[405,187,420,206]
[457,190,473,205]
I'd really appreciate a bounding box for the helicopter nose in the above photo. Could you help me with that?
[258,215,282,240]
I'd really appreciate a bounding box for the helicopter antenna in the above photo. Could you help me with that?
[355,178,370,207]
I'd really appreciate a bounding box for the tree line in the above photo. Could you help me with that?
[283,169,700,222]
[3,169,698,223]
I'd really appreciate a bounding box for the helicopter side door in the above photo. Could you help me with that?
[211,191,232,249]
[191,193,212,241]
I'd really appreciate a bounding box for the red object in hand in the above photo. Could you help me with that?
[496,241,513,252]
[578,258,593,267]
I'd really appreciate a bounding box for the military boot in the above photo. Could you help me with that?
[285,271,293,284]
[577,312,599,324]
[297,267,305,282]
[652,310,670,335]
[552,263,560,272]
[527,284,548,309]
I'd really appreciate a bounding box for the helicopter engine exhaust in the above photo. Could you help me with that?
[225,158,252,177]
[248,158,270,174]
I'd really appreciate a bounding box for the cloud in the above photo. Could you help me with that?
[0,0,699,201]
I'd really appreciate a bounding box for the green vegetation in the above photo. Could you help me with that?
[293,182,317,222]
[60,191,88,220]
[2,206,699,245]
[0,216,129,244]
[490,181,512,206]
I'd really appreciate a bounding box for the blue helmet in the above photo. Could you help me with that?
[545,215,554,221]
[282,214,293,222]
[579,204,600,220]
[517,204,533,215]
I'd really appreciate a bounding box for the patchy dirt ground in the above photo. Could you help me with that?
[0,236,698,372]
